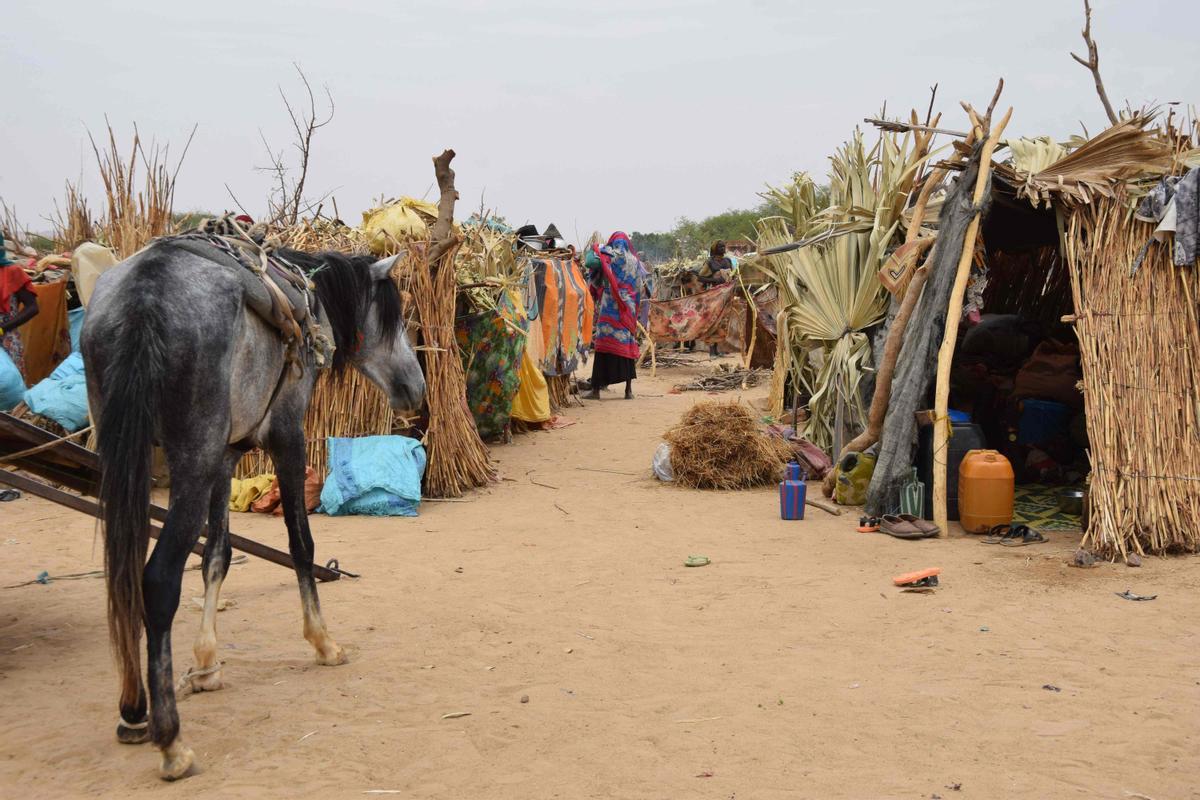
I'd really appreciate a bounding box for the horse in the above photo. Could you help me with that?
[81,238,425,780]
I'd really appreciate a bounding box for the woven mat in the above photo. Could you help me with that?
[1013,483,1083,531]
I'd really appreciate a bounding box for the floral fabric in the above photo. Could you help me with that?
[455,291,529,441]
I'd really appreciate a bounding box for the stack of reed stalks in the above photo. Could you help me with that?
[50,183,97,251]
[1067,193,1200,556]
[401,241,494,497]
[89,122,189,258]
[236,369,394,479]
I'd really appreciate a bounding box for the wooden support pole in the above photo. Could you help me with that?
[932,107,1012,533]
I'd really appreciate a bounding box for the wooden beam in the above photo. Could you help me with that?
[932,107,1013,533]
[1,468,341,581]
[1,412,341,581]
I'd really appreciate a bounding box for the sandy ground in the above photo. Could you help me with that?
[1,356,1198,800]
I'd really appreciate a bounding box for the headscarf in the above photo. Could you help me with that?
[607,231,636,257]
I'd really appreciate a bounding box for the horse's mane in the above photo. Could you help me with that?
[280,249,403,373]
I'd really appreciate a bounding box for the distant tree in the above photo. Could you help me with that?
[172,210,218,229]
[632,176,832,263]
[630,231,677,263]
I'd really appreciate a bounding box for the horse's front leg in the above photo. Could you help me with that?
[269,425,346,666]
[189,450,240,692]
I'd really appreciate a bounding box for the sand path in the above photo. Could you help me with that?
[1,357,1197,798]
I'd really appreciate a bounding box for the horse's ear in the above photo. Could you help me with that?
[368,254,401,281]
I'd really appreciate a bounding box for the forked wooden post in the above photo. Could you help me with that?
[932,107,1012,532]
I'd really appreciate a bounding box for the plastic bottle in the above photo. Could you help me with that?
[780,462,807,520]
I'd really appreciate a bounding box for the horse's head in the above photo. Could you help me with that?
[308,251,425,413]
[357,255,425,413]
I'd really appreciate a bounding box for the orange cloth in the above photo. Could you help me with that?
[20,280,70,386]
[251,467,323,515]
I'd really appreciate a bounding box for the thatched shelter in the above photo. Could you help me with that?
[862,112,1199,557]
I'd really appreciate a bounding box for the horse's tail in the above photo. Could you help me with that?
[97,288,167,684]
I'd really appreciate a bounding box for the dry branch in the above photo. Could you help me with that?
[260,65,335,226]
[1070,0,1119,125]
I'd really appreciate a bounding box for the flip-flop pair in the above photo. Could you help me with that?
[880,514,940,540]
[982,524,1046,546]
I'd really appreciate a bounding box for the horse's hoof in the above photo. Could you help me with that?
[116,720,150,745]
[189,666,224,693]
[159,741,196,781]
[316,644,347,666]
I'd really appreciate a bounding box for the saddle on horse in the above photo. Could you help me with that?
[161,215,333,370]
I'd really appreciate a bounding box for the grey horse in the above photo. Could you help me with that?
[82,239,424,780]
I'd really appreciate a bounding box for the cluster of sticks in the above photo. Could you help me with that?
[546,375,575,412]
[673,367,769,393]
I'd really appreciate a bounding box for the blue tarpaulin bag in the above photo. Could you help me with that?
[0,348,24,411]
[319,435,426,517]
[24,351,89,431]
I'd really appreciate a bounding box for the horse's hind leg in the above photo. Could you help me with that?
[144,469,214,780]
[189,450,240,692]
[116,643,149,744]
[269,424,346,666]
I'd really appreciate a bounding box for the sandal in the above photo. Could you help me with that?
[1001,526,1047,547]
[857,516,880,533]
[982,524,1015,545]
[893,567,940,587]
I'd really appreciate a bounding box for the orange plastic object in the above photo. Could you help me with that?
[958,450,1015,534]
[893,567,940,586]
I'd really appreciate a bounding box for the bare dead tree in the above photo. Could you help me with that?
[1070,0,1119,125]
[257,64,335,225]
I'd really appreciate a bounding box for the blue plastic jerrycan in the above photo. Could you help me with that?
[779,461,807,520]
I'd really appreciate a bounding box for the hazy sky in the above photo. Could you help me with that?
[3,1,1197,241]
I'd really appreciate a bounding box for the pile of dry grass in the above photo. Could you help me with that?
[663,401,793,490]
[277,217,369,254]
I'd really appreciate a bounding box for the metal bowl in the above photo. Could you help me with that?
[1058,488,1085,516]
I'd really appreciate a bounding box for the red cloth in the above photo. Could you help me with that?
[0,265,33,314]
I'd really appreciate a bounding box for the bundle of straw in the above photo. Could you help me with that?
[663,401,792,490]
[401,151,493,497]
[1067,194,1200,557]
[49,184,96,251]
[89,122,190,258]
[236,369,394,479]
[277,218,370,254]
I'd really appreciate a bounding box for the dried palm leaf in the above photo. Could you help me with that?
[1001,115,1174,207]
